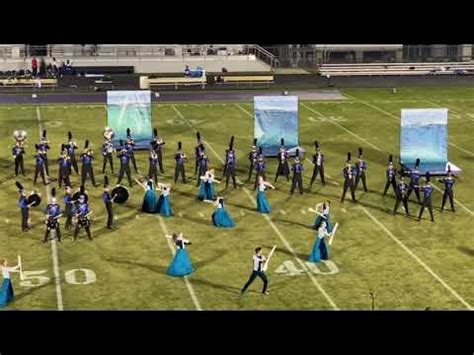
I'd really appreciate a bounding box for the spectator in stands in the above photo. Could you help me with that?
[51,57,58,75]
[184,65,190,77]
[222,67,228,73]
[31,57,38,77]
[39,57,46,77]
[64,59,73,75]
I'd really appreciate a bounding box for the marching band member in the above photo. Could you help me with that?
[383,154,398,197]
[253,147,266,190]
[0,258,20,308]
[150,128,165,174]
[125,128,138,173]
[74,195,93,241]
[274,138,290,182]
[355,147,368,192]
[167,232,195,277]
[80,140,97,187]
[102,139,115,175]
[38,130,50,176]
[247,139,258,182]
[196,151,209,187]
[12,141,25,176]
[308,220,331,263]
[117,141,133,187]
[148,149,159,185]
[174,142,187,184]
[240,247,269,296]
[440,165,456,212]
[393,176,409,216]
[341,152,356,203]
[290,149,304,195]
[156,183,173,217]
[16,182,31,232]
[418,172,434,222]
[198,169,220,201]
[313,200,333,233]
[406,158,421,203]
[194,132,205,175]
[205,196,235,228]
[66,131,79,174]
[57,145,72,188]
[44,188,62,243]
[223,136,237,189]
[103,176,115,229]
[256,175,275,213]
[33,145,48,185]
[308,140,325,190]
[136,178,159,214]
[64,185,74,231]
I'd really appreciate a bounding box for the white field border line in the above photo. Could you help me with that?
[349,97,474,157]
[172,105,339,310]
[300,103,382,152]
[424,100,474,123]
[431,184,474,216]
[36,106,64,311]
[361,206,473,310]
[157,215,202,310]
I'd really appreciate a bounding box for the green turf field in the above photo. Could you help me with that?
[1,86,473,310]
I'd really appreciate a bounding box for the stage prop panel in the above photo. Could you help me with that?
[107,90,153,149]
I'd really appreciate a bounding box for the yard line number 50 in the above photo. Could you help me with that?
[20,268,97,287]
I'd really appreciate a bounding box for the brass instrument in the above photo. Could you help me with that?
[13,129,27,147]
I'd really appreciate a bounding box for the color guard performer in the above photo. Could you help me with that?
[66,131,79,174]
[205,197,235,228]
[439,165,455,213]
[125,128,138,173]
[311,200,334,233]
[407,158,421,204]
[74,195,93,241]
[393,176,409,216]
[198,169,220,201]
[57,145,72,188]
[223,136,237,189]
[274,138,290,182]
[167,232,195,277]
[240,247,269,296]
[355,147,368,192]
[341,152,356,203]
[0,258,21,308]
[174,142,187,184]
[150,128,165,174]
[308,140,325,189]
[80,140,97,187]
[12,141,25,176]
[156,183,173,217]
[253,147,266,190]
[309,220,331,263]
[418,172,434,222]
[247,139,258,182]
[117,141,133,187]
[44,188,62,243]
[256,176,275,213]
[382,154,398,197]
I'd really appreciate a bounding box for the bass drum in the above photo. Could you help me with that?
[111,186,129,204]
[27,193,41,207]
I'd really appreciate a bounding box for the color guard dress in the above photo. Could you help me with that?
[0,265,19,307]
[212,200,235,228]
[309,225,330,263]
[156,186,173,217]
[142,181,158,214]
[256,182,272,213]
[314,204,333,232]
[167,238,195,277]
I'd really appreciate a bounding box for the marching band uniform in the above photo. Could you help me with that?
[256,178,274,213]
[275,139,290,182]
[80,141,96,186]
[407,159,421,203]
[240,248,269,295]
[117,143,133,187]
[167,234,195,277]
[393,176,410,216]
[148,150,159,185]
[103,176,114,228]
[64,186,74,231]
[224,143,237,189]
[341,153,356,203]
[102,140,115,174]
[125,129,138,173]
[66,132,79,174]
[247,139,258,182]
[198,170,217,201]
[174,142,187,184]
[141,180,159,214]
[309,222,330,263]
[12,142,25,176]
[33,148,48,185]
[38,131,50,176]
[211,197,235,228]
[314,201,333,233]
[355,148,368,192]
[440,167,455,212]
[196,152,209,187]
[290,151,304,195]
[383,154,398,197]
[44,189,62,243]
[418,173,434,222]
[309,141,325,189]
[0,260,20,308]
[253,147,266,190]
[74,196,93,241]
[156,184,173,217]
[17,184,29,232]
[150,128,165,174]
[195,132,205,175]
[57,147,72,188]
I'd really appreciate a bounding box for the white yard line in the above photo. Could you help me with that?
[36,106,64,311]
[157,216,202,310]
[424,100,474,123]
[361,207,473,310]
[172,105,339,310]
[301,103,382,152]
[431,184,474,216]
[279,210,287,215]
[236,104,254,118]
